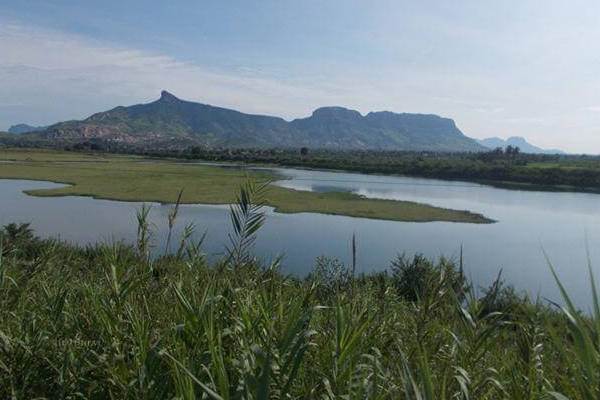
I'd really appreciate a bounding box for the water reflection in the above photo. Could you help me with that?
[1,168,599,309]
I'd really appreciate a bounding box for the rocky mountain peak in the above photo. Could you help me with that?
[159,90,180,102]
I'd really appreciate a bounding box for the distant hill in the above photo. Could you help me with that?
[8,124,47,134]
[24,91,485,152]
[477,136,565,154]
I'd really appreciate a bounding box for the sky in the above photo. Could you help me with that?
[2,0,600,153]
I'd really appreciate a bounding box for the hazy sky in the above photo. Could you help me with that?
[2,0,600,152]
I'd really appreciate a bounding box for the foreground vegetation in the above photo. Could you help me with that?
[0,182,599,398]
[0,148,491,223]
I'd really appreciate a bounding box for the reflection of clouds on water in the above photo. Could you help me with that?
[273,167,600,218]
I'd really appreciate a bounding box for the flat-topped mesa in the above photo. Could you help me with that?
[310,106,363,120]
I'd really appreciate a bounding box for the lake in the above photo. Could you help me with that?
[1,166,599,308]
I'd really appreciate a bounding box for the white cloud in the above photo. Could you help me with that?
[500,117,547,125]
[0,21,347,128]
[474,107,505,114]
[2,17,600,153]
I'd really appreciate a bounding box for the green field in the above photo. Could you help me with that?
[0,148,492,223]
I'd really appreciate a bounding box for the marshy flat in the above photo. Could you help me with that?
[2,155,600,307]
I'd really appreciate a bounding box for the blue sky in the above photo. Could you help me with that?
[2,0,600,152]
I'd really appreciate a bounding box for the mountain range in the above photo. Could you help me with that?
[477,136,565,154]
[16,91,485,152]
[8,124,47,134]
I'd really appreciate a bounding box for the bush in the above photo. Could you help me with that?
[390,253,468,301]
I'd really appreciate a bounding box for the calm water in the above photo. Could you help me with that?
[1,167,599,308]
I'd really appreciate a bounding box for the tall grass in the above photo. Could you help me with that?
[0,181,598,398]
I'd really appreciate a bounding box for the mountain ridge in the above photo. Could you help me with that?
[22,91,486,152]
[8,123,47,134]
[477,136,565,154]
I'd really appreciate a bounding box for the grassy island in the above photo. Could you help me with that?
[0,148,492,223]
